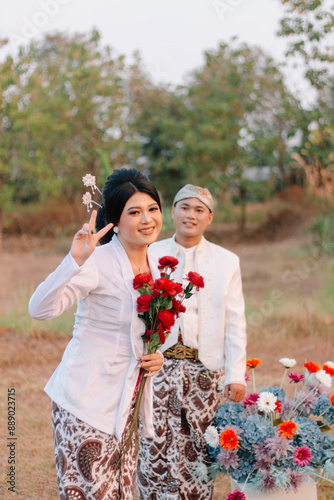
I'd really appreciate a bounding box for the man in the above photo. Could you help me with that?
[137,184,247,500]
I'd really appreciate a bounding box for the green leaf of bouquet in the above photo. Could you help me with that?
[273,418,282,426]
[316,420,331,432]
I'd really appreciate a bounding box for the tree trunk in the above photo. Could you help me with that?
[239,185,247,235]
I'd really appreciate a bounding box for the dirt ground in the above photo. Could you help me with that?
[0,231,333,499]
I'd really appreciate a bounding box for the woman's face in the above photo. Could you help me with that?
[117,192,162,250]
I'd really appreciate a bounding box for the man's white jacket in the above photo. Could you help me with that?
[149,235,247,387]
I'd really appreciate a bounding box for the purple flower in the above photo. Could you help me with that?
[299,389,317,413]
[280,396,294,419]
[217,449,240,470]
[219,424,244,437]
[255,456,274,471]
[261,470,277,493]
[226,490,246,500]
[293,446,312,467]
[288,469,306,491]
[254,440,272,461]
[265,434,293,460]
[288,372,304,384]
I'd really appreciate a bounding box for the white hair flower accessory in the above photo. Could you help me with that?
[82,173,102,211]
[257,392,277,413]
[279,358,297,369]
[203,426,219,448]
[315,370,332,388]
[82,192,93,211]
[82,174,102,194]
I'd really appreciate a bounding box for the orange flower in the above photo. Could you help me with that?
[323,364,334,377]
[329,394,334,405]
[220,429,239,450]
[277,420,298,440]
[246,358,262,371]
[304,361,321,373]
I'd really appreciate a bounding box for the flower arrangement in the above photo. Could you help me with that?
[198,358,334,498]
[116,256,204,466]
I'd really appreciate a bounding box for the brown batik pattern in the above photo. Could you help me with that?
[137,358,223,500]
[51,400,139,500]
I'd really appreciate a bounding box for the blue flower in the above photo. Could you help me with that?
[261,385,285,401]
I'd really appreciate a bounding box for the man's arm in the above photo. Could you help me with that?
[223,263,247,401]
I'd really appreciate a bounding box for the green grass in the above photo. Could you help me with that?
[0,284,74,337]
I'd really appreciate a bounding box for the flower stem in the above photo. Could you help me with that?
[241,471,253,492]
[280,369,287,389]
[252,369,256,393]
[113,372,147,470]
[288,382,320,419]
[309,471,334,485]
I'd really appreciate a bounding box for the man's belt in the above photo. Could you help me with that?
[163,342,198,360]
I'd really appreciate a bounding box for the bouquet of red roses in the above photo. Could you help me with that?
[134,255,204,353]
[116,255,204,466]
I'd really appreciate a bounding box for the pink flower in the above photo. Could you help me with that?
[293,446,312,467]
[288,372,304,384]
[242,393,260,407]
[244,372,250,382]
[226,490,246,500]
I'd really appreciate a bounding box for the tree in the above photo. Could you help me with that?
[278,0,334,197]
[0,40,17,249]
[278,0,334,89]
[0,30,129,205]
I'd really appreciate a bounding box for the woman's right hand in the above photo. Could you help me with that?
[70,210,113,266]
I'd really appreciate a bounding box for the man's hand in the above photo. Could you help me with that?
[224,383,246,402]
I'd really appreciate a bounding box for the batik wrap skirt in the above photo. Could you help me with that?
[137,358,223,500]
[51,400,139,500]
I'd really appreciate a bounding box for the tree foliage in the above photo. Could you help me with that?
[278,0,334,197]
[278,0,334,89]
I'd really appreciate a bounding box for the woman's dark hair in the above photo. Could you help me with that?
[95,168,161,244]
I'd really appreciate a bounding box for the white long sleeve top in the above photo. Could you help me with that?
[29,236,160,440]
[149,235,247,386]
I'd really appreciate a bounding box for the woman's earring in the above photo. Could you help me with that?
[113,226,119,234]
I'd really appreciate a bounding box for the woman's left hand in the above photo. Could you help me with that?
[140,352,164,377]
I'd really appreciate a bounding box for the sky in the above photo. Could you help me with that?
[1,0,308,96]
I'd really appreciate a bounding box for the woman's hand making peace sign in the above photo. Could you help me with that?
[71,210,113,267]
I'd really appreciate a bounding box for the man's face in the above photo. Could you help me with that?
[172,197,213,241]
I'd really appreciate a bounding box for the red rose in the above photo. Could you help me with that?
[133,273,153,290]
[152,278,179,298]
[171,298,186,318]
[137,294,152,313]
[157,310,175,330]
[186,271,204,290]
[173,282,184,295]
[157,325,166,344]
[143,329,152,343]
[158,256,179,273]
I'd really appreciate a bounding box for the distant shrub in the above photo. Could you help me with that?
[310,215,334,255]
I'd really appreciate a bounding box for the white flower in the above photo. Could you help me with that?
[82,173,97,192]
[82,192,93,211]
[203,426,219,448]
[257,392,277,413]
[324,361,334,369]
[279,358,296,369]
[217,375,225,392]
[315,370,332,388]
[194,462,208,482]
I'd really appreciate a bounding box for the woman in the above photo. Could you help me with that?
[29,168,164,499]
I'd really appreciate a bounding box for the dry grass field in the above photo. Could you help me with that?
[0,223,333,499]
